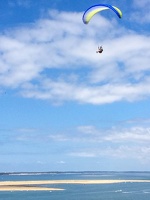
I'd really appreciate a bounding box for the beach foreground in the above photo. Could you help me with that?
[0,179,150,191]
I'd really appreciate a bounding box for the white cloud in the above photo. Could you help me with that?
[69,146,150,163]
[131,0,150,23]
[9,0,31,8]
[66,122,150,164]
[70,152,96,158]
[10,122,150,146]
[77,126,98,135]
[57,160,66,164]
[102,146,150,162]
[69,122,150,163]
[104,127,150,143]
[48,134,69,142]
[133,0,150,8]
[75,124,150,143]
[0,10,150,104]
[2,119,150,166]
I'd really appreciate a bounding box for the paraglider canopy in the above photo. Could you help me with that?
[82,4,122,24]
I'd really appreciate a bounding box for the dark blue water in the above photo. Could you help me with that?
[0,171,150,200]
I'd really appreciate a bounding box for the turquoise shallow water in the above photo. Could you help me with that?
[0,171,150,200]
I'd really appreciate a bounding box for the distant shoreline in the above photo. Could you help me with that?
[1,171,150,174]
[0,179,150,191]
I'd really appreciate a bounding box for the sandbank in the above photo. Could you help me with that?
[0,186,64,191]
[0,179,150,191]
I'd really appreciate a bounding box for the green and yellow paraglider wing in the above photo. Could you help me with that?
[82,4,122,24]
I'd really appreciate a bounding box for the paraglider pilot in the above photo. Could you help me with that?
[96,46,103,53]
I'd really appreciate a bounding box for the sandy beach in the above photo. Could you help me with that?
[0,179,150,191]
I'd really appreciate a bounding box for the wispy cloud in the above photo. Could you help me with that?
[131,0,150,23]
[1,118,150,166]
[133,0,149,8]
[8,0,31,8]
[76,124,150,143]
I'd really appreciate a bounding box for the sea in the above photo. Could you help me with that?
[0,171,150,200]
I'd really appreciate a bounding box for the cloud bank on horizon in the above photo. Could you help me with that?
[2,118,150,171]
[0,2,150,105]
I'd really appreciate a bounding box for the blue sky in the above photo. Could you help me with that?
[0,0,150,172]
